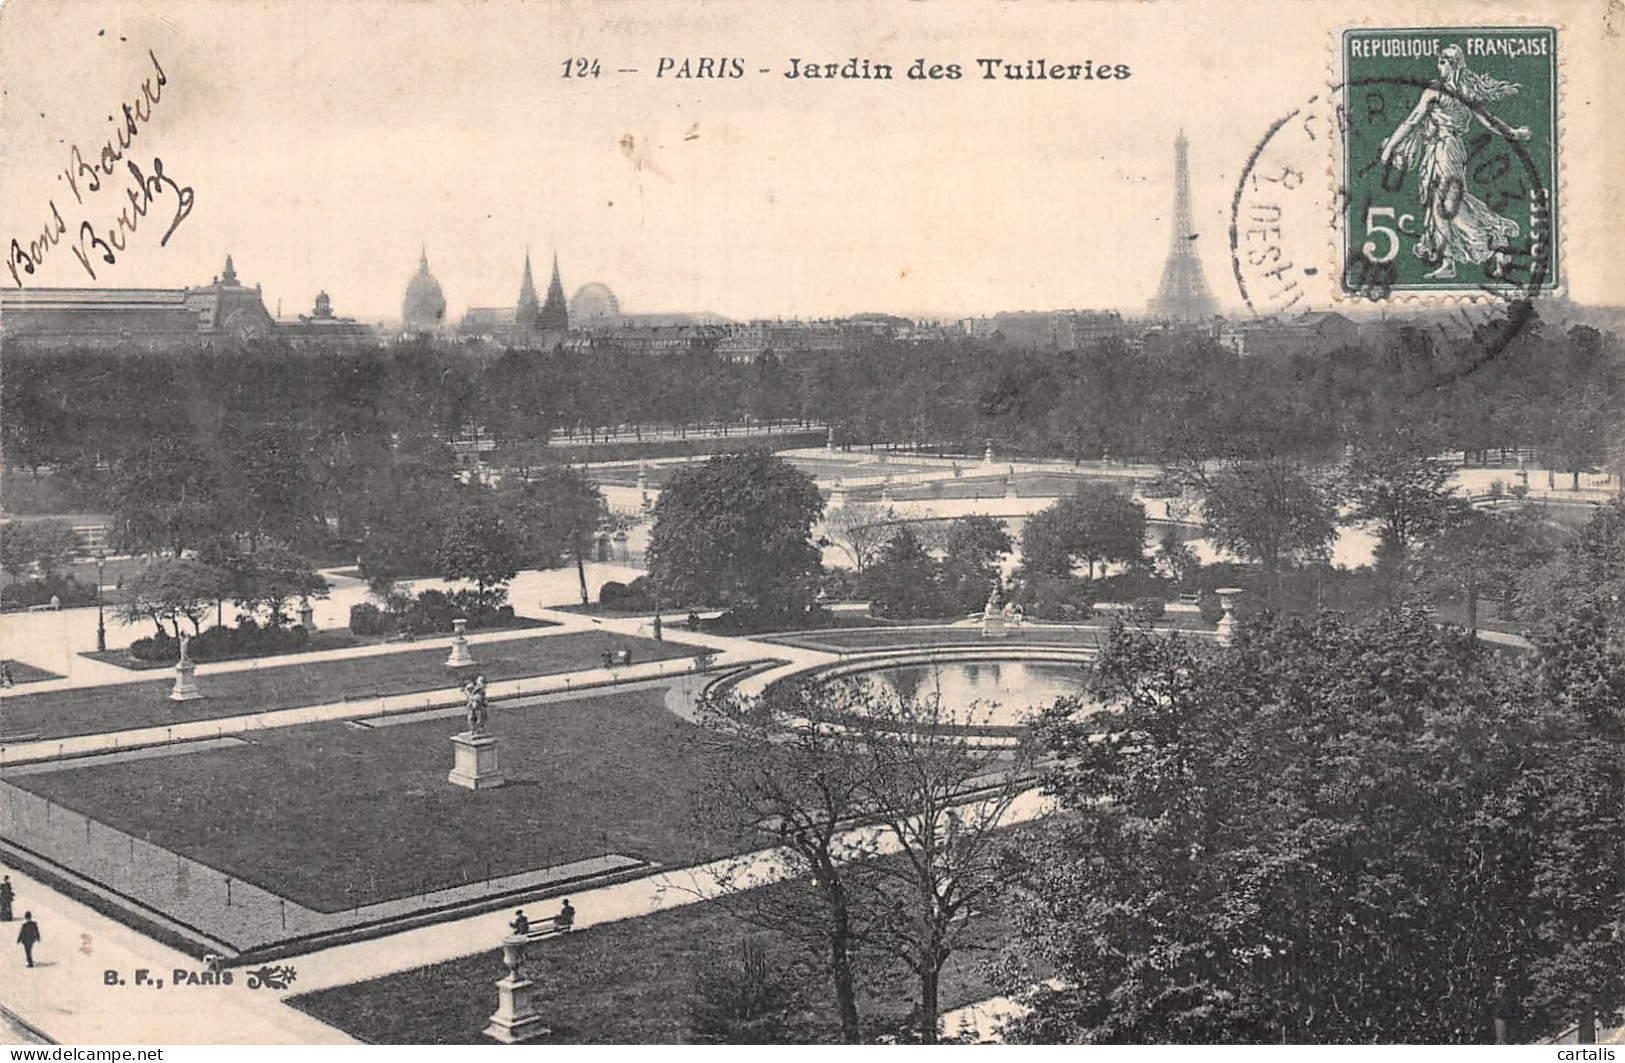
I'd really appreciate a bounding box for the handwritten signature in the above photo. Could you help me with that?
[6,50,196,288]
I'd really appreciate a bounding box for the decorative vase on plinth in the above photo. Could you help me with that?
[449,732,505,790]
[1215,588,1243,645]
[484,936,550,1042]
[169,657,203,701]
[446,618,476,668]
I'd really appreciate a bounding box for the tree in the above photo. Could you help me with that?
[649,450,824,618]
[941,515,1013,612]
[864,526,944,619]
[821,502,895,574]
[1153,526,1200,584]
[234,546,328,627]
[1522,501,1625,1040]
[355,459,460,596]
[220,423,322,551]
[106,436,229,557]
[843,681,1038,1043]
[1195,458,1339,598]
[117,557,230,637]
[499,465,607,605]
[1019,484,1146,579]
[1415,504,1552,631]
[1,521,80,583]
[689,682,887,1043]
[1001,611,1623,1044]
[1345,436,1457,565]
[435,499,520,606]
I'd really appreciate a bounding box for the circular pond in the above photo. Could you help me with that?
[856,658,1088,730]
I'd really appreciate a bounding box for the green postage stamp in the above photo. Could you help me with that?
[1341,27,1558,297]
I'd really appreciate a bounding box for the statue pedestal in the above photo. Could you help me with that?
[446,618,476,668]
[981,613,1008,639]
[169,658,204,701]
[484,937,550,1042]
[448,732,505,790]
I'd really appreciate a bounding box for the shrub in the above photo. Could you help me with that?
[128,619,311,663]
[1,575,96,611]
[397,587,517,635]
[1197,589,1226,625]
[600,578,655,611]
[1094,569,1174,603]
[349,603,396,636]
[1014,571,1096,622]
[688,937,800,1044]
[1128,597,1166,623]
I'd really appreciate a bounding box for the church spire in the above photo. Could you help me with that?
[538,251,569,331]
[516,248,540,327]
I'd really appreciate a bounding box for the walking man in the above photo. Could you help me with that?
[18,911,40,967]
[0,875,14,921]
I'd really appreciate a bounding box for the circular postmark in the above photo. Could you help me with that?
[1231,77,1550,315]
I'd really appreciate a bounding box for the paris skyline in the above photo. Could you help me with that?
[2,0,1621,325]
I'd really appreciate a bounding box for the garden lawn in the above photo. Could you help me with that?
[291,849,1032,1044]
[0,660,62,687]
[9,687,734,911]
[0,631,698,741]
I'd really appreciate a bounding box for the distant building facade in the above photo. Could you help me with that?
[1,255,278,349]
[973,309,1126,351]
[277,290,382,349]
[1221,311,1360,357]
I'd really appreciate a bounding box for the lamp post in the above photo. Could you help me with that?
[95,551,107,653]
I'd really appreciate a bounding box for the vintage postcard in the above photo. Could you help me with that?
[1,0,1622,1050]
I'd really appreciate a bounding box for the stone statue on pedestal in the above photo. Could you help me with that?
[463,675,490,735]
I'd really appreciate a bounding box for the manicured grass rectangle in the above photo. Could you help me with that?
[10,687,730,912]
[0,631,699,741]
[291,857,1024,1044]
[0,660,62,688]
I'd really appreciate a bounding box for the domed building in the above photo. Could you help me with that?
[402,247,447,332]
[569,282,621,324]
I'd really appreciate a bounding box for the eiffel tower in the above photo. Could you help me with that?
[1147,131,1218,321]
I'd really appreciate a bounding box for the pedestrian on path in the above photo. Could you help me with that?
[18,911,40,966]
[0,875,14,921]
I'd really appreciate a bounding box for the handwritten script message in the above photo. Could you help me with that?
[7,50,196,289]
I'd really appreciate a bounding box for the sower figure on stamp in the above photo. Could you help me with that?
[1379,43,1531,281]
[17,911,40,967]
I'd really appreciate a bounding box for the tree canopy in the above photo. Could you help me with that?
[999,610,1624,1044]
[1019,484,1147,580]
[649,450,824,617]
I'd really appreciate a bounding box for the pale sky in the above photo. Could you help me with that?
[2,0,1619,322]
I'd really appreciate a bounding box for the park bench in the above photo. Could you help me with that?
[1178,592,1200,606]
[601,649,634,667]
[510,906,576,941]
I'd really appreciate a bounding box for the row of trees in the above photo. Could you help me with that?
[5,305,1618,525]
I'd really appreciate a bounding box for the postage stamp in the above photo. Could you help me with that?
[1339,27,1559,297]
